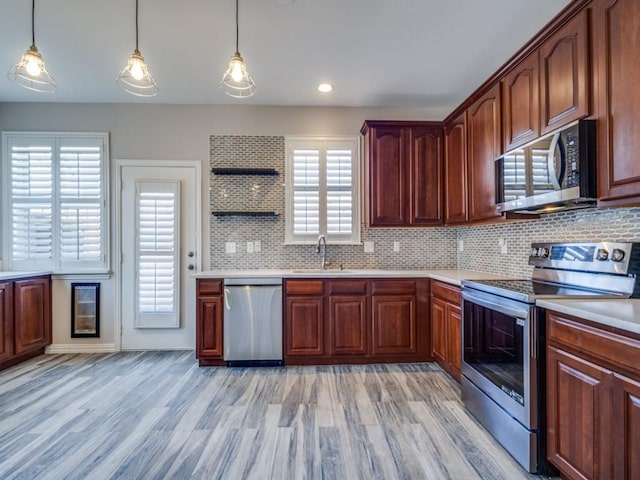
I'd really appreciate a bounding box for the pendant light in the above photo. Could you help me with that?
[220,0,256,98]
[116,0,158,97]
[7,0,56,93]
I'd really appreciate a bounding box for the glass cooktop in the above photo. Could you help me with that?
[462,278,626,304]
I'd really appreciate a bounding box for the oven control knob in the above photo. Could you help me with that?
[540,248,550,258]
[611,249,626,262]
[596,249,609,261]
[530,247,539,257]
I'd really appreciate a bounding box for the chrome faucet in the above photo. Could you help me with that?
[316,234,329,270]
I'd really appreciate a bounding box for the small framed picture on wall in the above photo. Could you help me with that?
[71,283,100,338]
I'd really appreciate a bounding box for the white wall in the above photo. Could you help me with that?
[0,102,444,351]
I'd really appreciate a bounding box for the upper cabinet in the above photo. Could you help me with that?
[503,52,540,151]
[594,0,640,206]
[503,9,589,151]
[467,83,503,223]
[362,121,443,227]
[539,9,590,136]
[444,116,468,225]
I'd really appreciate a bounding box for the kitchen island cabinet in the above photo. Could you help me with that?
[0,274,51,372]
[546,309,640,480]
[195,279,224,366]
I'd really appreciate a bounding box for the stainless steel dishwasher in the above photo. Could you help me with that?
[223,277,283,366]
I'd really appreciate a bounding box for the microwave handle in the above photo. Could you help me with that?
[462,291,529,319]
[548,132,567,189]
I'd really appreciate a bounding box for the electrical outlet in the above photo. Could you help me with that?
[364,241,374,253]
[393,241,400,252]
[225,242,236,254]
[498,238,505,247]
[500,240,508,255]
[246,241,254,253]
[254,240,261,253]
[458,240,464,252]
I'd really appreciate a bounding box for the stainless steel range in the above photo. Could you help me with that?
[460,242,640,474]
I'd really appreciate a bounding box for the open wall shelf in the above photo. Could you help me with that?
[211,168,279,176]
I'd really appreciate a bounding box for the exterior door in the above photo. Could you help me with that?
[119,163,199,350]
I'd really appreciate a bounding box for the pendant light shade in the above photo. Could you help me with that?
[220,0,256,98]
[117,0,158,97]
[7,0,56,93]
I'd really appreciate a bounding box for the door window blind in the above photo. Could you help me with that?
[3,133,109,273]
[286,137,360,244]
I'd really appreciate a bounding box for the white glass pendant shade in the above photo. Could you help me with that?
[220,52,256,98]
[7,45,56,93]
[116,49,158,97]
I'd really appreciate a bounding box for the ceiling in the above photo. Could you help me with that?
[0,0,572,113]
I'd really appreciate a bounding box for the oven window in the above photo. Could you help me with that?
[463,301,524,404]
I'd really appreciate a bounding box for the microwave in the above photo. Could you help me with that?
[495,120,596,214]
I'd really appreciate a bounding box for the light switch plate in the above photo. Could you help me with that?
[458,240,464,252]
[254,240,261,253]
[246,241,254,253]
[225,242,236,254]
[393,241,400,252]
[364,241,374,253]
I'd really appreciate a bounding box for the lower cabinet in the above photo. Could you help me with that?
[195,279,224,366]
[0,275,51,372]
[284,278,429,365]
[430,280,461,382]
[546,310,640,480]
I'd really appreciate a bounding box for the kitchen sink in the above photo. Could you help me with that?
[291,269,355,274]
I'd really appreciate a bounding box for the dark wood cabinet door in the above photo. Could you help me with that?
[430,296,446,364]
[444,119,468,225]
[467,84,503,223]
[196,296,223,359]
[547,346,612,480]
[13,277,51,355]
[0,282,13,362]
[328,295,367,355]
[503,52,540,150]
[540,9,589,135]
[612,374,640,480]
[368,125,408,226]
[285,296,324,357]
[410,127,443,225]
[448,304,462,382]
[371,295,416,355]
[594,0,640,206]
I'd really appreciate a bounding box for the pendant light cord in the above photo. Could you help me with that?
[235,0,239,54]
[135,0,140,52]
[31,0,35,46]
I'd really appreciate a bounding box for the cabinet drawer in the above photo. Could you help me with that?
[197,279,223,295]
[285,280,324,296]
[327,280,367,295]
[431,280,461,304]
[371,279,416,295]
[547,311,640,378]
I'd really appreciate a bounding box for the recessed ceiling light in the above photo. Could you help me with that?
[318,83,333,93]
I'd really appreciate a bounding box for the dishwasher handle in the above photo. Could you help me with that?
[224,288,232,310]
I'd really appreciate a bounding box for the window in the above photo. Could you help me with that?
[2,132,109,273]
[285,136,360,244]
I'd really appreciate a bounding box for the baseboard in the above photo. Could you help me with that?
[45,343,117,354]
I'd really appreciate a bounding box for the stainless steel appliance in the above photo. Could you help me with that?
[461,242,640,474]
[223,277,283,366]
[495,120,596,214]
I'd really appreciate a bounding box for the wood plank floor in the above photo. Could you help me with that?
[0,352,556,479]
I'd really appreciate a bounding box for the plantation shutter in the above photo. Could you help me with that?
[286,137,359,244]
[134,181,181,328]
[3,133,108,273]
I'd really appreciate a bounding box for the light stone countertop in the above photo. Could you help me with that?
[193,269,513,286]
[0,271,51,281]
[537,298,640,335]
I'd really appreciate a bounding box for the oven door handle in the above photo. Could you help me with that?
[461,291,529,319]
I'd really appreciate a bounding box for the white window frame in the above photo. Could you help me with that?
[284,136,361,245]
[1,131,110,274]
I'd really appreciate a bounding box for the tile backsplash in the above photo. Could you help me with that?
[210,135,640,275]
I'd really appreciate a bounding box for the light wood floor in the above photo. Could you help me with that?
[0,352,555,479]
